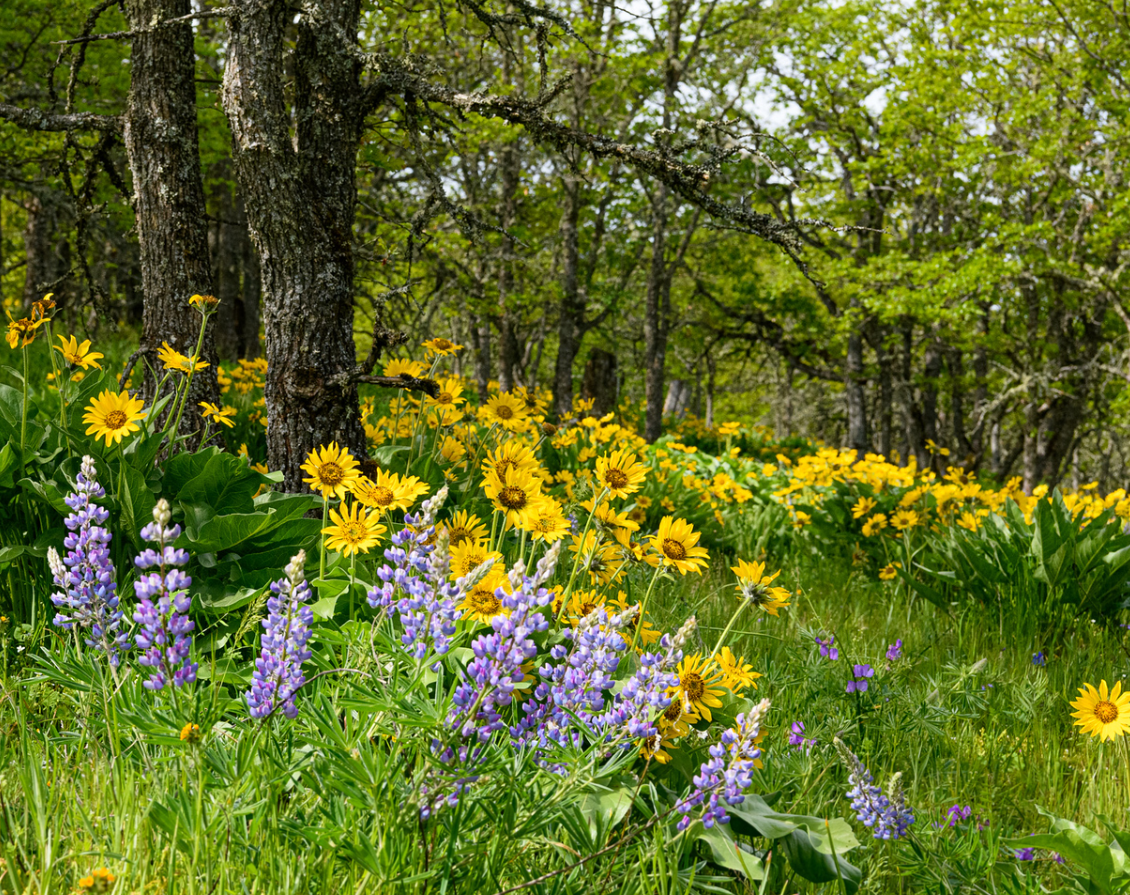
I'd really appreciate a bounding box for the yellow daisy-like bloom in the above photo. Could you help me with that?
[570,530,625,585]
[83,389,147,446]
[851,496,876,519]
[198,401,237,428]
[1071,680,1130,741]
[641,701,700,765]
[323,502,386,556]
[482,441,540,482]
[353,469,429,512]
[649,516,710,575]
[879,562,901,581]
[459,569,511,624]
[189,293,220,313]
[594,447,648,499]
[77,867,116,893]
[730,559,791,616]
[383,357,427,378]
[6,314,42,349]
[482,392,530,430]
[891,509,920,531]
[450,540,503,580]
[54,334,104,369]
[157,340,209,373]
[717,646,761,693]
[671,654,726,722]
[427,376,466,423]
[423,337,464,357]
[483,465,542,526]
[557,588,608,626]
[519,496,572,542]
[957,511,980,532]
[441,510,490,548]
[300,442,361,500]
[862,513,888,537]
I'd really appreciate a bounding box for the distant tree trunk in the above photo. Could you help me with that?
[124,0,218,432]
[663,378,690,418]
[704,351,716,429]
[554,178,583,420]
[644,184,671,442]
[581,347,618,417]
[845,326,868,451]
[223,0,371,490]
[22,192,68,306]
[470,313,492,402]
[239,193,262,358]
[210,174,243,361]
[920,340,942,469]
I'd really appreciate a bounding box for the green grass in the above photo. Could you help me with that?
[2,546,1129,894]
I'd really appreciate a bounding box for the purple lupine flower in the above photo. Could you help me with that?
[1014,848,1036,861]
[789,721,816,751]
[48,456,129,665]
[846,663,874,693]
[676,699,771,831]
[369,488,462,663]
[449,549,560,743]
[886,639,903,661]
[835,740,914,840]
[816,634,839,660]
[946,804,972,827]
[1032,651,1046,667]
[246,550,314,720]
[132,499,197,690]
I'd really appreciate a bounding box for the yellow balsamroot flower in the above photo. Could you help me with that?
[649,516,710,575]
[6,315,40,349]
[594,447,647,499]
[569,530,625,585]
[54,334,103,370]
[481,392,529,430]
[450,540,503,580]
[482,441,540,481]
[891,508,920,531]
[77,867,116,893]
[484,465,542,526]
[520,496,572,542]
[354,469,429,512]
[731,559,791,616]
[862,513,888,537]
[957,511,980,532]
[199,401,237,428]
[459,569,511,624]
[180,722,202,743]
[557,588,607,626]
[189,293,220,313]
[83,389,147,446]
[879,562,901,581]
[423,336,464,357]
[301,442,361,500]
[717,646,761,692]
[383,357,427,378]
[641,701,700,764]
[427,376,465,412]
[438,435,467,465]
[851,496,876,519]
[671,654,726,722]
[157,340,209,373]
[440,509,490,548]
[1071,680,1130,741]
[323,502,386,556]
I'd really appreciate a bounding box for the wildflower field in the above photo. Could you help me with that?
[3,301,1130,895]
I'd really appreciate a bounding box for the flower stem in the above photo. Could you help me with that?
[19,344,29,457]
[319,495,329,581]
[709,598,748,662]
[165,312,209,449]
[629,563,664,652]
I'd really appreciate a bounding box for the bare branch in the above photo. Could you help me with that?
[0,103,121,133]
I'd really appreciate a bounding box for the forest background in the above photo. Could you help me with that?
[2,0,1129,490]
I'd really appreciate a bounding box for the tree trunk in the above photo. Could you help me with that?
[239,192,262,359]
[22,192,68,306]
[470,313,492,402]
[581,347,618,417]
[553,177,583,420]
[643,183,670,442]
[223,0,370,490]
[124,0,218,431]
[845,327,868,451]
[210,174,243,361]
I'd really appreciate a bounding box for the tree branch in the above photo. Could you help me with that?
[0,103,121,133]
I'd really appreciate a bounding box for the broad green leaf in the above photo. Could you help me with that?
[695,823,765,880]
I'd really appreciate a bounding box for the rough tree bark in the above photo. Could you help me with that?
[124,0,218,426]
[222,0,372,490]
[554,177,583,420]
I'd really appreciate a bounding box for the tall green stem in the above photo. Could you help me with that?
[319,495,329,581]
[629,563,664,651]
[165,312,209,447]
[709,597,748,661]
[19,345,29,457]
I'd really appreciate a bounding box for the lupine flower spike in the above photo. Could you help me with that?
[246,550,314,720]
[48,456,129,665]
[133,499,197,690]
[834,738,914,840]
